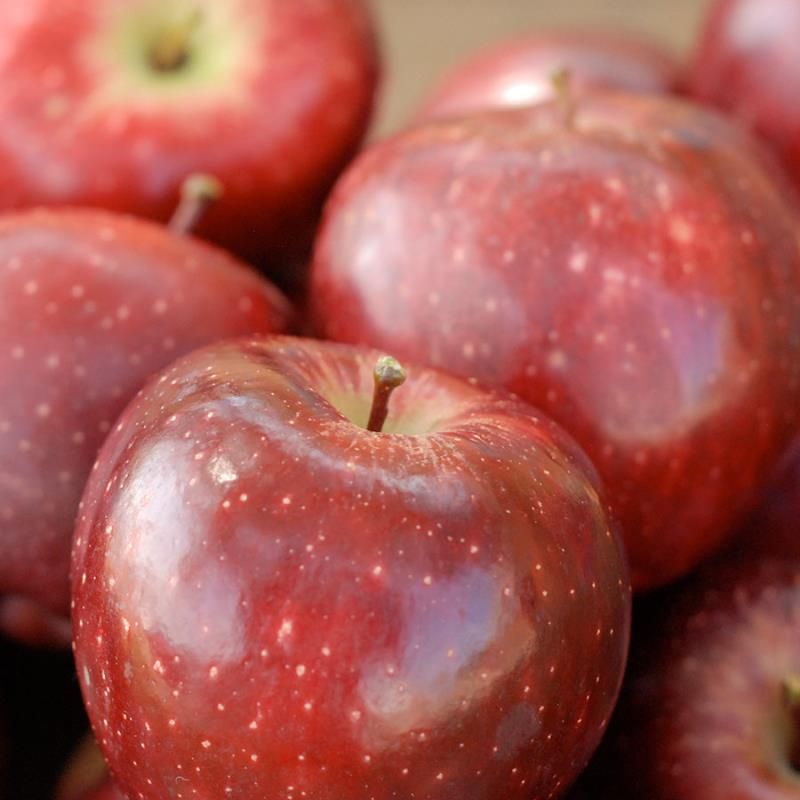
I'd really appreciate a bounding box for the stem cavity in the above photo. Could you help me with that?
[149,9,203,72]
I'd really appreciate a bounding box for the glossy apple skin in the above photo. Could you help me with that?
[310,92,800,591]
[0,0,379,288]
[72,336,631,800]
[0,209,292,643]
[418,31,680,121]
[689,0,800,191]
[609,557,800,799]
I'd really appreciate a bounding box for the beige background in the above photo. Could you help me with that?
[372,0,714,134]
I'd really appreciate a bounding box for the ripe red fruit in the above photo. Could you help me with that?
[689,0,800,190]
[309,92,800,591]
[0,0,379,286]
[0,209,292,644]
[609,557,800,799]
[72,336,630,800]
[418,31,680,121]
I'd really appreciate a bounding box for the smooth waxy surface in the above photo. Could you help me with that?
[0,209,291,639]
[0,0,379,285]
[690,0,800,191]
[310,92,800,590]
[612,559,800,798]
[72,336,630,800]
[418,30,680,121]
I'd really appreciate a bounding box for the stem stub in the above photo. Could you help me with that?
[367,356,407,433]
[169,174,223,236]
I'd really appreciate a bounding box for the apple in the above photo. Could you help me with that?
[71,335,631,800]
[309,91,800,591]
[606,556,800,799]
[0,205,292,645]
[418,30,680,121]
[689,0,800,190]
[0,0,380,288]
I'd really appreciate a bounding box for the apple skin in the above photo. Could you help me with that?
[71,335,631,800]
[607,557,800,799]
[689,0,800,191]
[418,30,680,121]
[309,92,800,591]
[0,0,379,288]
[0,209,292,644]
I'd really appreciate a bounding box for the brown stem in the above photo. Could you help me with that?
[149,9,203,72]
[550,67,576,128]
[169,174,223,236]
[367,356,407,433]
[784,676,800,771]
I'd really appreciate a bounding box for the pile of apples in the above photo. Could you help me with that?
[1,0,799,798]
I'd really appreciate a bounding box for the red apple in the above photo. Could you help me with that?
[0,0,380,288]
[309,92,800,591]
[418,30,680,121]
[607,556,800,799]
[689,0,800,191]
[0,208,292,645]
[72,336,631,800]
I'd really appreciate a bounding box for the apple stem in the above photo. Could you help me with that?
[784,676,800,771]
[550,67,576,128]
[367,356,407,433]
[168,174,223,236]
[149,9,203,72]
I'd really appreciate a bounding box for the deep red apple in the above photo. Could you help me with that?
[0,207,292,645]
[71,336,631,800]
[689,0,800,190]
[0,0,379,287]
[608,556,800,799]
[418,30,680,121]
[309,91,800,591]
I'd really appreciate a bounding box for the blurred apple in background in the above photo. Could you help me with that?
[418,30,681,121]
[0,0,380,289]
[72,336,630,800]
[310,91,800,591]
[0,205,292,645]
[606,556,800,799]
[689,0,800,191]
